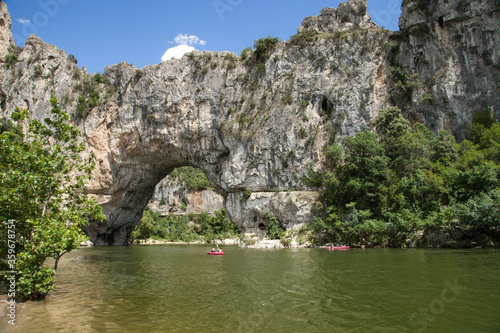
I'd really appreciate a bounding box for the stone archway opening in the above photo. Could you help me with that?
[84,145,230,246]
[147,166,224,217]
[124,165,228,243]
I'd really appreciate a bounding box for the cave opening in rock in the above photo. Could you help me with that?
[258,223,267,231]
[438,16,444,28]
[320,95,334,118]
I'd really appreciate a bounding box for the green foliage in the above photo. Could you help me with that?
[131,208,240,242]
[253,36,279,62]
[74,74,105,118]
[342,131,389,213]
[289,29,318,47]
[0,96,104,300]
[0,118,22,136]
[33,65,43,78]
[408,23,432,38]
[4,44,22,69]
[146,114,155,124]
[266,213,284,240]
[243,189,252,200]
[454,189,500,231]
[432,129,458,163]
[470,107,495,144]
[302,166,324,188]
[167,166,211,191]
[373,107,410,143]
[389,67,422,108]
[135,70,145,80]
[240,47,252,60]
[404,0,430,14]
[310,106,500,247]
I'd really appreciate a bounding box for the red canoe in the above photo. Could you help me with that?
[207,251,224,255]
[328,246,350,250]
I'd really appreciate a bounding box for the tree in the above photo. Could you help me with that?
[0,95,104,300]
[341,130,390,213]
[470,107,495,143]
[432,129,458,163]
[373,106,410,144]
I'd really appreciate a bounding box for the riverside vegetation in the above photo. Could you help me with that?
[0,96,104,300]
[131,209,240,243]
[305,106,500,248]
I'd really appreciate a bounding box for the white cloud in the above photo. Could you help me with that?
[174,34,206,46]
[161,33,206,62]
[161,44,195,62]
[16,18,30,25]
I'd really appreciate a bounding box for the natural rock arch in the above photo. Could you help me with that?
[81,98,229,245]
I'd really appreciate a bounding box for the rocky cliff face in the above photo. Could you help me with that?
[395,0,500,137]
[0,0,498,245]
[0,1,13,58]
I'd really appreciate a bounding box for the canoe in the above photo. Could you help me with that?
[328,246,350,250]
[207,251,224,255]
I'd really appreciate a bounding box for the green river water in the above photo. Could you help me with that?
[1,246,499,333]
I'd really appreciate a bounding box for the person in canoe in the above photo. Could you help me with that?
[217,247,223,253]
[211,246,216,252]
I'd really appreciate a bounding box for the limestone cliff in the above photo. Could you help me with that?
[0,1,13,58]
[0,0,498,245]
[395,0,500,137]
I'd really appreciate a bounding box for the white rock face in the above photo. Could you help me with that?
[299,0,376,33]
[226,191,319,237]
[0,1,13,58]
[0,0,498,245]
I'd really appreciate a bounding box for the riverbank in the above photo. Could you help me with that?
[129,230,499,249]
[132,238,241,246]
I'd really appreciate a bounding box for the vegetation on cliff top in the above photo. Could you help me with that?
[166,166,211,191]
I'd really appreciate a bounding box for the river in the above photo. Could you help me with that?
[1,246,499,332]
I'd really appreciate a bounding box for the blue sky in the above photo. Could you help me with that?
[6,0,402,74]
